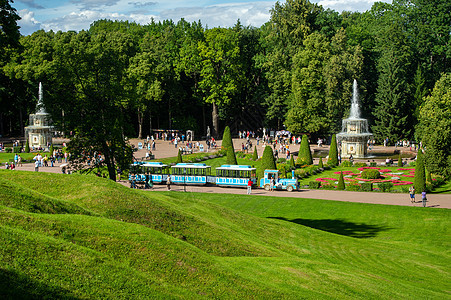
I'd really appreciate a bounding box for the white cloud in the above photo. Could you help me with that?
[40,10,157,33]
[315,0,380,12]
[17,9,42,34]
[160,2,274,28]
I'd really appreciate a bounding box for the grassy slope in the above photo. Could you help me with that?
[0,170,449,299]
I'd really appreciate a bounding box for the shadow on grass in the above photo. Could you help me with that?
[0,268,79,300]
[268,217,390,238]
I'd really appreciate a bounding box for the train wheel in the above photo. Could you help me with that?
[264,184,270,191]
[287,185,294,192]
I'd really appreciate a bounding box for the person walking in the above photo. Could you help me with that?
[270,177,275,192]
[409,185,415,203]
[247,178,253,195]
[166,175,171,191]
[422,190,427,207]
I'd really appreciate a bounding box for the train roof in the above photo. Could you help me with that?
[131,161,168,167]
[171,163,211,169]
[216,165,256,171]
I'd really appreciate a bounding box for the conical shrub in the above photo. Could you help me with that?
[296,135,313,165]
[176,149,183,163]
[327,134,338,166]
[252,146,258,161]
[397,154,402,167]
[258,146,276,179]
[289,155,295,169]
[414,149,426,192]
[222,126,237,165]
[318,157,323,168]
[337,171,345,190]
[25,140,30,153]
[49,144,54,156]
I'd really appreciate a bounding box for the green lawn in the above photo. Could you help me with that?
[0,152,46,163]
[0,170,449,298]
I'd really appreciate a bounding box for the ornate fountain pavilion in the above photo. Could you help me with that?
[24,83,54,149]
[336,80,373,159]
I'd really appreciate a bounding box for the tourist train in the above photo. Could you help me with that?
[128,161,298,191]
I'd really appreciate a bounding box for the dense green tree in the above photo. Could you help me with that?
[24,139,29,153]
[198,28,243,136]
[327,134,339,166]
[51,30,136,180]
[296,135,313,165]
[414,149,426,192]
[127,31,170,138]
[372,50,410,142]
[263,0,321,128]
[417,73,451,178]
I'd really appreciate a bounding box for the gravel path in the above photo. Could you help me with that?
[8,138,450,209]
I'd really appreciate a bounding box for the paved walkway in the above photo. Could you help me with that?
[6,138,450,209]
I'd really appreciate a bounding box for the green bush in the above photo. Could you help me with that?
[5,147,12,153]
[294,169,307,178]
[296,135,313,165]
[277,164,289,178]
[378,182,394,192]
[354,162,367,167]
[321,183,336,190]
[397,154,403,167]
[340,161,353,167]
[277,158,287,163]
[309,181,321,189]
[346,183,361,191]
[360,169,381,179]
[13,146,21,153]
[337,171,345,190]
[369,162,377,167]
[360,182,373,192]
[327,134,338,166]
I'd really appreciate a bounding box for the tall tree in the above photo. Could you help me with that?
[51,30,136,180]
[417,73,451,178]
[372,50,410,142]
[127,31,170,139]
[198,27,243,137]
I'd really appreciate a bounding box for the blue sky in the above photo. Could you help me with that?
[13,0,390,35]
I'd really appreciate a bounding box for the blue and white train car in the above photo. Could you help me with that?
[170,163,212,185]
[129,161,169,184]
[215,165,257,187]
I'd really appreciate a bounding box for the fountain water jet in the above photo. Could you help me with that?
[336,80,373,158]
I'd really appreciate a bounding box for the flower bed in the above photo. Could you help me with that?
[314,166,415,191]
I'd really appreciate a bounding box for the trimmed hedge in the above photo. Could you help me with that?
[360,169,381,179]
[378,182,393,192]
[360,182,373,192]
[337,172,345,190]
[296,135,313,165]
[309,181,321,189]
